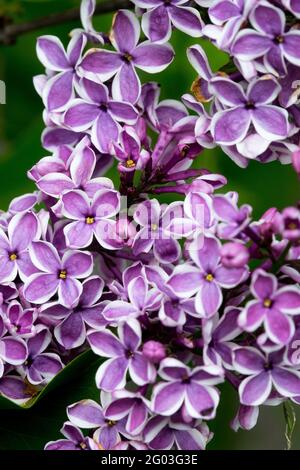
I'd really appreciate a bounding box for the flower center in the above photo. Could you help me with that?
[59,270,67,280]
[107,420,116,427]
[9,253,18,261]
[263,298,272,308]
[151,223,158,231]
[287,221,297,230]
[126,159,135,168]
[86,216,95,225]
[245,100,255,110]
[99,103,108,112]
[180,145,190,157]
[80,442,87,449]
[122,52,133,63]
[206,273,214,282]
[274,35,284,44]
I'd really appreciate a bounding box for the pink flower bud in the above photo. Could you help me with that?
[221,242,249,268]
[142,340,166,363]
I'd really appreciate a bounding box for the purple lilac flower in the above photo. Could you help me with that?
[88,319,156,391]
[168,235,247,318]
[18,326,63,385]
[213,192,252,239]
[54,276,107,349]
[112,127,150,172]
[239,269,300,345]
[2,300,37,337]
[133,0,203,44]
[0,212,40,283]
[36,140,113,199]
[152,357,223,419]
[64,79,138,153]
[233,347,300,406]
[36,33,86,111]
[105,389,149,436]
[45,421,97,450]
[281,207,300,241]
[232,2,300,76]
[202,307,242,368]
[144,414,212,450]
[210,75,289,146]
[79,9,174,103]
[61,188,120,249]
[67,398,128,449]
[0,315,27,377]
[132,199,184,264]
[24,241,93,307]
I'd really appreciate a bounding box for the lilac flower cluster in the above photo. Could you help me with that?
[1,0,300,451]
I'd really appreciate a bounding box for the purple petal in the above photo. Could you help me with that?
[133,42,174,73]
[239,372,272,406]
[130,352,156,385]
[80,50,122,81]
[232,30,271,60]
[61,189,90,220]
[87,330,124,357]
[248,76,280,105]
[283,32,300,65]
[95,357,128,391]
[112,63,141,104]
[109,101,138,123]
[167,266,201,298]
[142,6,171,43]
[234,347,265,374]
[251,4,284,36]
[37,35,70,71]
[55,312,86,349]
[153,382,185,415]
[272,367,300,397]
[43,71,74,112]
[190,235,220,273]
[91,112,119,153]
[29,241,60,273]
[93,189,120,218]
[239,301,265,331]
[212,107,251,145]
[102,300,138,321]
[274,287,300,314]
[58,278,82,309]
[0,337,27,365]
[185,383,219,419]
[24,273,59,304]
[214,265,246,288]
[210,77,245,106]
[169,6,202,37]
[111,10,140,53]
[67,399,104,428]
[153,237,181,264]
[195,281,222,318]
[265,309,294,345]
[251,269,276,300]
[64,100,99,131]
[9,212,39,252]
[252,105,289,140]
[62,250,93,278]
[37,173,75,197]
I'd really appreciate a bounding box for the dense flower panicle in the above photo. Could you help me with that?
[1,0,300,451]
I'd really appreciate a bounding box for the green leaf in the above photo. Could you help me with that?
[0,350,102,449]
[0,348,98,410]
[283,400,296,450]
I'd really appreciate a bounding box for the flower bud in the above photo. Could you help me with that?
[292,149,300,178]
[142,340,166,363]
[221,242,249,268]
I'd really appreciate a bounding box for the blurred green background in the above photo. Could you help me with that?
[0,0,299,450]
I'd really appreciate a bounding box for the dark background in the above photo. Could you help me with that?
[0,0,299,450]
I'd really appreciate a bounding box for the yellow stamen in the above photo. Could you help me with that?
[206,273,214,282]
[80,442,87,450]
[59,270,67,280]
[126,159,135,168]
[288,222,297,230]
[9,253,17,261]
[263,298,272,308]
[151,224,158,231]
[86,216,95,225]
